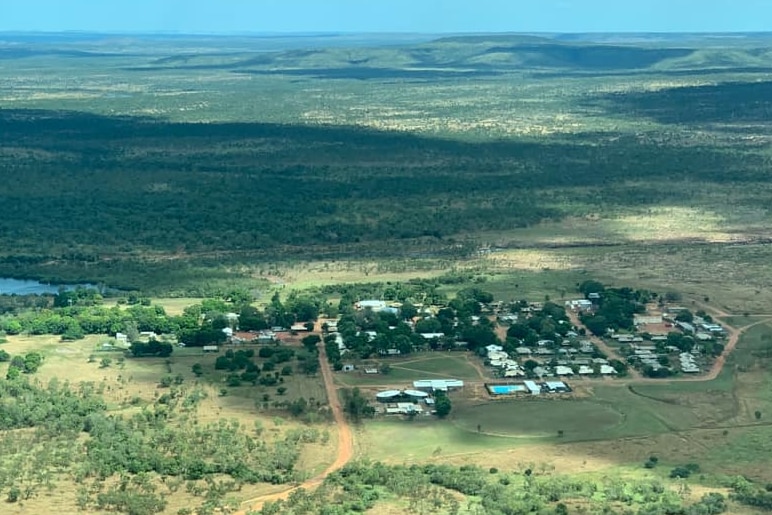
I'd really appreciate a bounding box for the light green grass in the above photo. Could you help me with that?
[358,419,522,463]
[452,400,625,440]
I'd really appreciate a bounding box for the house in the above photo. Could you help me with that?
[634,315,663,325]
[676,321,695,333]
[257,331,277,344]
[588,292,601,301]
[515,347,532,356]
[290,323,310,332]
[533,366,550,378]
[600,365,618,375]
[565,299,593,311]
[555,365,574,376]
[342,364,355,372]
[233,332,256,344]
[385,403,424,415]
[357,300,387,311]
[524,380,541,395]
[203,345,219,353]
[115,332,128,345]
[578,365,594,375]
[364,368,379,374]
[420,333,445,340]
[544,381,569,393]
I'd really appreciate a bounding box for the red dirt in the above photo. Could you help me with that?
[235,339,354,514]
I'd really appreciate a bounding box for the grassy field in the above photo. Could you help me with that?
[452,400,625,439]
[358,321,772,489]
[0,335,333,514]
[334,353,485,387]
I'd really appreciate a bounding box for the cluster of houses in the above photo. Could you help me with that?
[485,344,525,378]
[485,343,617,379]
[680,352,700,373]
[628,344,665,371]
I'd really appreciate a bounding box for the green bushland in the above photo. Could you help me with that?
[2,34,772,291]
[0,376,320,514]
[257,460,737,514]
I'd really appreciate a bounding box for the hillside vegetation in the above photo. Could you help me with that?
[0,33,771,291]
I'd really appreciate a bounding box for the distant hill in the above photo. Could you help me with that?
[116,34,772,78]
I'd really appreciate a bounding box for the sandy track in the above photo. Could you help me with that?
[236,340,354,514]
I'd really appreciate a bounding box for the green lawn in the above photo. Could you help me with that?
[337,354,483,386]
[452,399,626,441]
[358,419,522,463]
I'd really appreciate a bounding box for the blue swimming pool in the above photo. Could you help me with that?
[488,385,526,395]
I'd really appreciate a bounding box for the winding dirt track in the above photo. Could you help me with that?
[235,341,354,514]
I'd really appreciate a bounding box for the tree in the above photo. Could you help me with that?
[755,410,762,420]
[277,386,287,396]
[100,357,112,368]
[299,359,319,375]
[302,334,321,352]
[192,363,204,377]
[435,393,452,418]
[578,280,605,297]
[342,387,375,422]
[0,349,10,362]
[400,301,418,320]
[507,323,530,340]
[583,315,609,336]
[23,352,43,374]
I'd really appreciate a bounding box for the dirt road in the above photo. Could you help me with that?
[236,340,354,514]
[676,300,772,382]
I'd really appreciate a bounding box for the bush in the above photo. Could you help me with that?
[7,485,21,503]
[159,375,173,388]
[670,463,700,479]
[258,346,275,358]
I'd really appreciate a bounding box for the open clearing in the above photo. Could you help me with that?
[452,400,625,439]
[334,353,485,387]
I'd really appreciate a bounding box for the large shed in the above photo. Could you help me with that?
[375,390,402,402]
[413,379,464,393]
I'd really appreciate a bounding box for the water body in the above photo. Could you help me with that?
[0,278,97,295]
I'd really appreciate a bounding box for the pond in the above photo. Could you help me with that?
[0,278,97,295]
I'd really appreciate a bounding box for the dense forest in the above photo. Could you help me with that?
[1,33,772,290]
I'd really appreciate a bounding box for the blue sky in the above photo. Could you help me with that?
[2,0,770,33]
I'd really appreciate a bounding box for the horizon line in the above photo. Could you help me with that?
[2,29,772,37]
